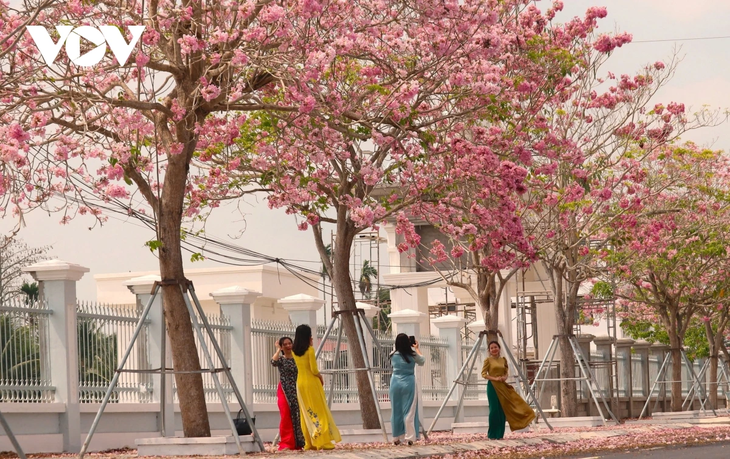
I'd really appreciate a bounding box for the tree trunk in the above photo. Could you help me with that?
[705,319,728,409]
[328,227,381,429]
[157,139,211,437]
[478,271,499,343]
[709,353,718,408]
[551,267,578,417]
[667,331,683,412]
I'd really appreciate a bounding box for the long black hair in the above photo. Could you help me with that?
[394,333,416,363]
[293,324,312,357]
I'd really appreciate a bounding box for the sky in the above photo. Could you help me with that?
[6,0,730,301]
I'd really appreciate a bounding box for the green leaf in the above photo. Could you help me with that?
[144,239,162,253]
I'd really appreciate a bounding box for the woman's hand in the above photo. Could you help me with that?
[413,339,423,355]
[272,341,282,361]
[318,374,324,385]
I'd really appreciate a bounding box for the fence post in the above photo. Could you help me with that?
[432,315,467,419]
[632,340,651,398]
[211,286,261,410]
[575,334,594,363]
[466,319,487,360]
[278,294,323,344]
[615,338,635,416]
[592,336,613,361]
[123,274,175,435]
[22,259,89,453]
[592,335,614,415]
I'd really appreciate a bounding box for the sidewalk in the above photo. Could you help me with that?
[236,417,730,459]
[29,416,730,459]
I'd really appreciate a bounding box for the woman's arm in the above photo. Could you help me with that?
[413,340,426,365]
[270,342,282,366]
[308,347,324,385]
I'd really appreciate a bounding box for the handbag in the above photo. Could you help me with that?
[233,409,255,435]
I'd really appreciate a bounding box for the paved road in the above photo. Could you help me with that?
[573,441,730,459]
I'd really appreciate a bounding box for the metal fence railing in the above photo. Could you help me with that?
[251,319,297,403]
[460,341,488,401]
[251,319,451,404]
[0,299,54,402]
[76,301,152,403]
[172,310,233,404]
[419,335,449,401]
[4,292,728,413]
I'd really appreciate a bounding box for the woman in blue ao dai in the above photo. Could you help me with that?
[389,333,425,445]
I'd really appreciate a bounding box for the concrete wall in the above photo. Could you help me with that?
[0,400,494,453]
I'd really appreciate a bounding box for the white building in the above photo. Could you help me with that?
[94,264,321,321]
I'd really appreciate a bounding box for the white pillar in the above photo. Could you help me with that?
[23,259,89,453]
[383,223,416,273]
[616,338,635,399]
[432,315,467,411]
[467,319,487,337]
[632,340,651,398]
[279,293,324,346]
[124,274,175,435]
[466,319,488,362]
[211,286,261,409]
[383,272,439,334]
[388,308,427,338]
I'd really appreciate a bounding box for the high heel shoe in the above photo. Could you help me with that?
[407,441,413,446]
[393,440,401,446]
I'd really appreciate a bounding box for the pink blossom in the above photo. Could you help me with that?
[299,95,316,114]
[104,184,129,199]
[201,84,221,102]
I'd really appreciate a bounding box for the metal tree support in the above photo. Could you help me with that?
[78,280,263,458]
[639,348,717,419]
[682,358,730,413]
[682,359,710,411]
[427,330,553,435]
[531,335,619,426]
[0,410,26,459]
[315,308,391,443]
[720,359,730,413]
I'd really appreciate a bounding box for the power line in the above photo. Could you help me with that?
[632,35,730,44]
[61,191,452,295]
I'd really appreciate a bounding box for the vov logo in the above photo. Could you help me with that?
[26,25,146,67]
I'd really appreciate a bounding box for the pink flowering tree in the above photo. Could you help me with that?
[398,1,609,343]
[0,0,340,437]
[605,143,730,411]
[516,5,726,415]
[0,0,59,227]
[232,0,594,427]
[698,299,730,407]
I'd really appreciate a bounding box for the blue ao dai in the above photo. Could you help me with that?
[389,351,425,442]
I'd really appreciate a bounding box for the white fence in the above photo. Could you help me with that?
[1,262,728,454]
[173,311,233,404]
[0,298,53,402]
[250,320,451,404]
[2,295,726,415]
[76,301,152,404]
